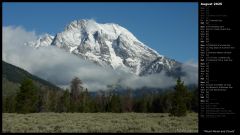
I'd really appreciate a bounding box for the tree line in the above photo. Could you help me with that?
[3,77,198,116]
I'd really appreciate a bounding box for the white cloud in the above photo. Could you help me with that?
[3,26,198,91]
[181,60,198,85]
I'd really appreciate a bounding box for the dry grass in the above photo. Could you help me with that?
[2,112,198,133]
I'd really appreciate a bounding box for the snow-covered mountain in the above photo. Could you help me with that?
[25,19,182,76]
[25,34,54,48]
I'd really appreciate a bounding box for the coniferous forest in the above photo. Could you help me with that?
[3,76,198,116]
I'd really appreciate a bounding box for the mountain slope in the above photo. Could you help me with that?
[25,19,183,76]
[2,61,60,96]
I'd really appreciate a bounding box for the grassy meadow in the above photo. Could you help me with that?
[2,112,198,133]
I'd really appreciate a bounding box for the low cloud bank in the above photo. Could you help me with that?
[3,26,198,91]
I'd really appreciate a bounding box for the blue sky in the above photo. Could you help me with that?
[3,2,198,63]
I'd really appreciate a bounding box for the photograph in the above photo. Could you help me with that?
[2,2,198,133]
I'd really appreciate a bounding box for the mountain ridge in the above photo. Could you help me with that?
[2,61,60,91]
[25,19,183,77]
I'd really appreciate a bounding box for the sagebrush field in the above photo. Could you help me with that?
[3,113,198,133]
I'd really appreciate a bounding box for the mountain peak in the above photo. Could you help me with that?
[65,19,99,31]
[24,34,53,48]
[25,19,181,76]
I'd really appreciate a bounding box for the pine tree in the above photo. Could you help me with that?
[57,89,70,112]
[48,90,58,112]
[70,77,83,112]
[133,96,147,113]
[109,94,122,112]
[3,94,16,113]
[41,89,52,112]
[70,77,83,101]
[15,79,38,113]
[122,88,133,112]
[170,77,188,116]
[161,91,173,113]
[36,88,44,112]
[81,88,94,112]
[95,90,104,112]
